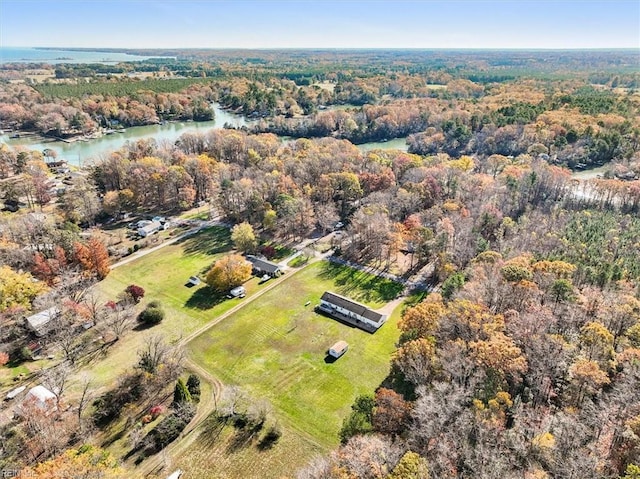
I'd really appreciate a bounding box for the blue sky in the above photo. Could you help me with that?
[1,0,639,49]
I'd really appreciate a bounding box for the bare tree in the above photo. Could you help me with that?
[80,290,107,327]
[50,312,89,365]
[41,363,71,408]
[104,301,134,340]
[76,374,94,431]
[137,334,184,382]
[218,385,248,417]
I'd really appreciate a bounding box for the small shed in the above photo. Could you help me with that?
[328,340,349,358]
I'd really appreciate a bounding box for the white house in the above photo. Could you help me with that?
[137,220,163,237]
[25,307,58,337]
[318,291,387,332]
[15,385,57,416]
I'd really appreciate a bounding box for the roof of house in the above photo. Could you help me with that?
[320,291,386,324]
[139,220,162,234]
[24,385,56,408]
[26,307,58,332]
[246,255,281,274]
[330,340,349,352]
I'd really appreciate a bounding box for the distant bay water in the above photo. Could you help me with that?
[0,47,170,64]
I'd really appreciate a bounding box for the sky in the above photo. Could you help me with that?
[1,0,639,49]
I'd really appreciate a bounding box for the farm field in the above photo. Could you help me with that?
[187,261,405,452]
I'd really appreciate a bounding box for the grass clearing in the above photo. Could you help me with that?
[172,411,323,479]
[80,226,250,385]
[188,261,404,450]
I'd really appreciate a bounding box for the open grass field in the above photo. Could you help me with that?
[169,409,324,479]
[80,226,263,384]
[188,261,404,451]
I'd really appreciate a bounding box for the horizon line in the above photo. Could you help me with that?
[5,45,640,52]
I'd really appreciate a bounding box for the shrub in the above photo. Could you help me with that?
[186,374,201,402]
[124,284,145,303]
[260,245,277,259]
[173,378,192,406]
[93,372,146,427]
[149,405,164,419]
[145,403,196,453]
[137,304,165,325]
[0,351,9,366]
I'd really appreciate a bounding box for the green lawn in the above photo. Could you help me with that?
[188,261,404,449]
[86,226,262,383]
[99,226,239,336]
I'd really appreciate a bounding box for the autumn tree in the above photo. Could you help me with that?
[205,253,252,292]
[231,221,258,252]
[74,237,110,279]
[0,265,47,312]
[20,445,126,479]
[372,388,412,436]
[124,284,145,304]
[387,451,429,479]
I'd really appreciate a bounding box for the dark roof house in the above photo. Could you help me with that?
[246,255,282,277]
[318,291,388,332]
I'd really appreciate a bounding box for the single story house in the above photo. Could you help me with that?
[15,385,57,416]
[138,220,163,237]
[246,255,282,277]
[25,307,58,337]
[328,340,349,358]
[318,291,388,332]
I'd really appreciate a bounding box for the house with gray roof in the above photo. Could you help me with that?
[318,291,387,332]
[246,255,282,277]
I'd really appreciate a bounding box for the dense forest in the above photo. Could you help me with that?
[0,49,639,479]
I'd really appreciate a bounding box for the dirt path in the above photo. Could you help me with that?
[138,358,223,478]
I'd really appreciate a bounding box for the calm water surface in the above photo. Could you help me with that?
[0,47,168,64]
[0,105,249,165]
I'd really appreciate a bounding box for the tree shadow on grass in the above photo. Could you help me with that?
[226,419,262,454]
[177,226,231,256]
[197,411,227,449]
[185,286,226,310]
[319,262,403,303]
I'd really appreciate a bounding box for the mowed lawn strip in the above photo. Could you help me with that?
[172,416,324,479]
[188,261,404,449]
